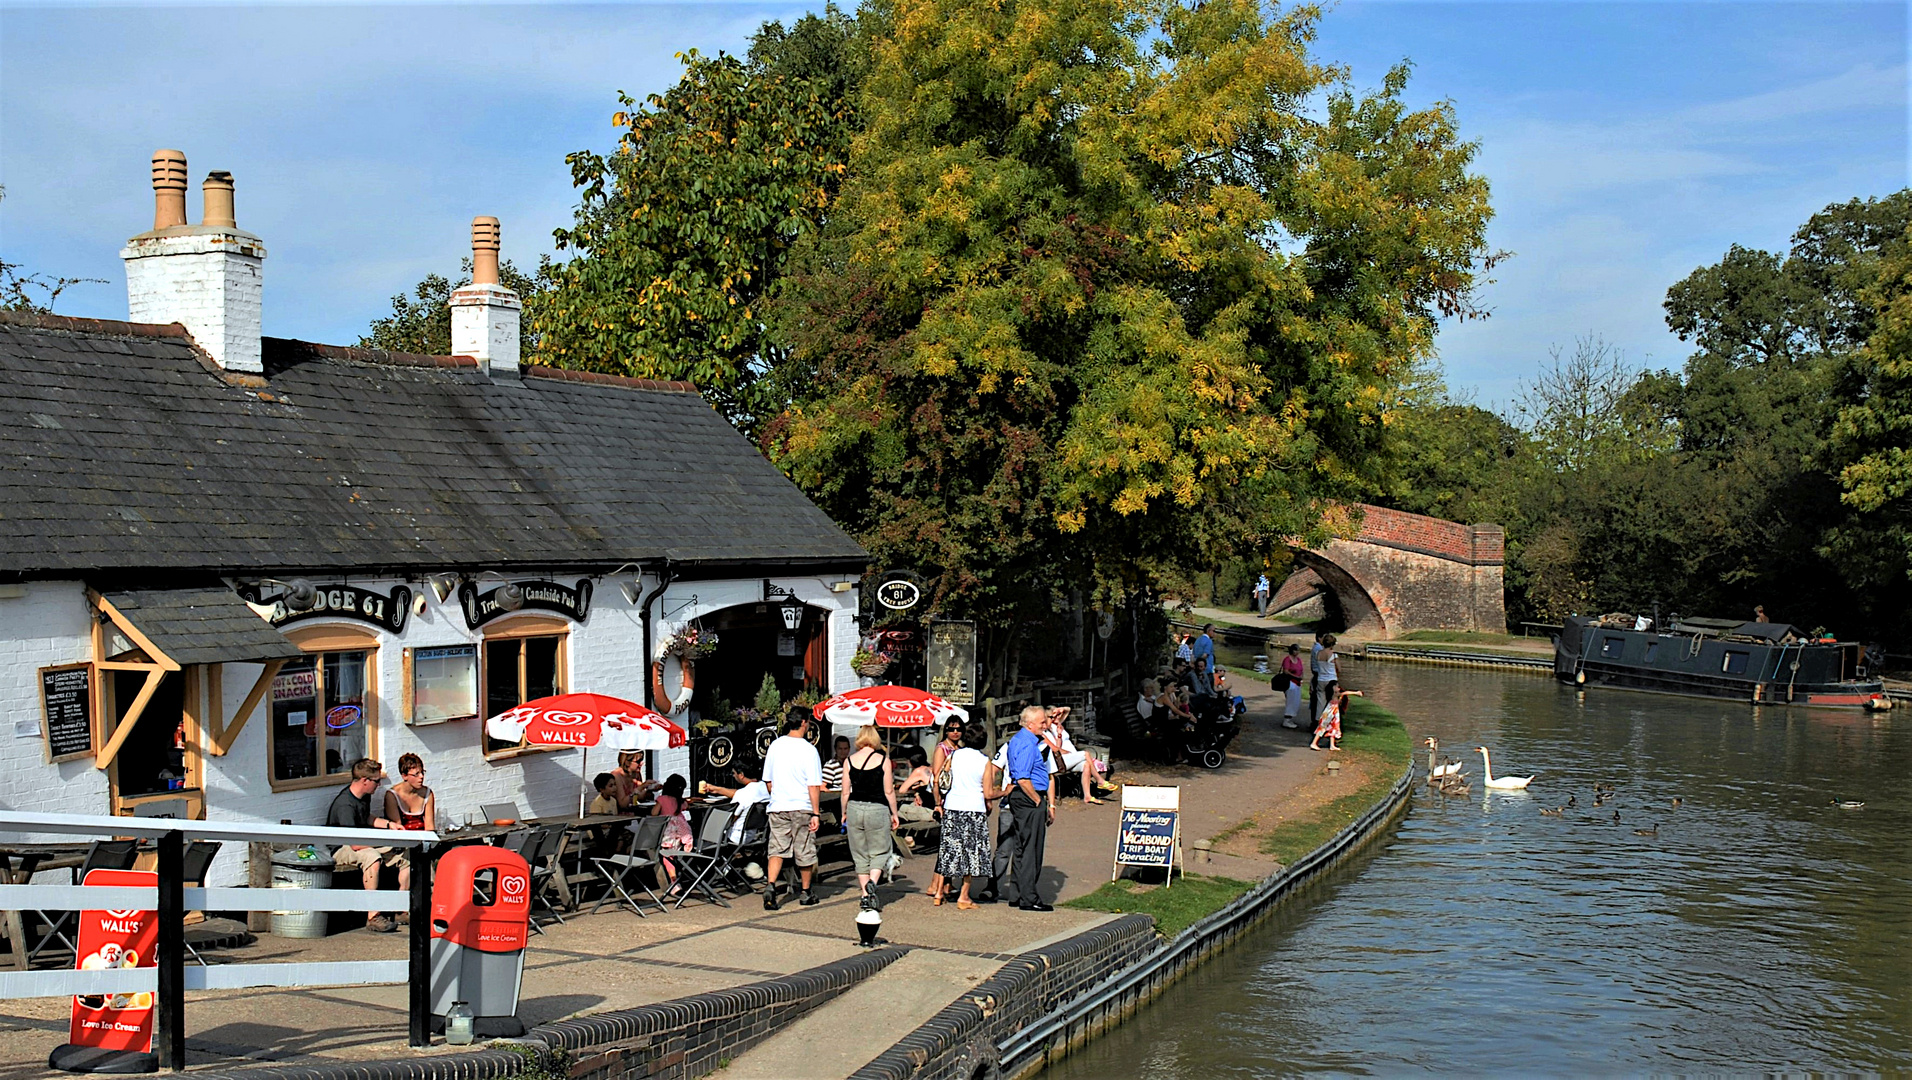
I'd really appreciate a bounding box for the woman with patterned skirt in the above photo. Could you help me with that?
[931,719,998,909]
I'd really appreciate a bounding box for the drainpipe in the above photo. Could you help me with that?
[638,559,676,710]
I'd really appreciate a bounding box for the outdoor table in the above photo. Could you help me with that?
[0,843,90,971]
[435,814,631,909]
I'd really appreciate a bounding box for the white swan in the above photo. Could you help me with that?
[1474,747,1535,790]
[1424,737,1462,780]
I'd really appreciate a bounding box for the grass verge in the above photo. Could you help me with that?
[1062,873,1256,939]
[1258,698,1410,865]
[1391,629,1534,647]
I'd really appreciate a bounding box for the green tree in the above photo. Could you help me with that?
[359,258,547,356]
[1827,215,1912,603]
[536,9,866,429]
[764,0,1494,683]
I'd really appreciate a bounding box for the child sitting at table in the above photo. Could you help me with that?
[588,772,620,816]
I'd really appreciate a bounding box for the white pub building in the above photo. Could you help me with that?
[0,151,868,885]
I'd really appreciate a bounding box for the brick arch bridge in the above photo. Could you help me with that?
[1270,505,1505,637]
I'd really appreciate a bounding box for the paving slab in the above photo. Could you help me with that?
[718,949,1004,1080]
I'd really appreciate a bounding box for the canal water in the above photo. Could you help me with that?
[1046,661,1911,1074]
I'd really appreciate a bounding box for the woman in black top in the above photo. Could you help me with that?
[840,726,899,910]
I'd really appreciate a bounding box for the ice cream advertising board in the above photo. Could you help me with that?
[68,868,157,1053]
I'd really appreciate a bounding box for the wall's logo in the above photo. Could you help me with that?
[498,875,528,899]
[539,711,593,727]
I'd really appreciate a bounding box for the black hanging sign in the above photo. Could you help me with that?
[459,579,593,629]
[39,663,96,763]
[236,582,410,633]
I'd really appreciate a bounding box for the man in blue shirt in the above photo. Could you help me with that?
[1002,705,1054,911]
[1191,624,1216,670]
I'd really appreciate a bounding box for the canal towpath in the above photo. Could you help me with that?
[0,679,1344,1077]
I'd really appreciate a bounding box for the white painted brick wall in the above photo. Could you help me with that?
[0,581,111,830]
[0,572,856,886]
[122,230,265,374]
[450,284,520,375]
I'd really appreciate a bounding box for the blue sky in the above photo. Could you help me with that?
[1,1,1905,407]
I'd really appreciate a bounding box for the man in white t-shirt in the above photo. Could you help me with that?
[704,766,770,844]
[760,713,824,909]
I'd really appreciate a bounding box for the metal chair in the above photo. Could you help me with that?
[666,807,736,910]
[590,816,670,917]
[180,841,220,966]
[31,839,139,963]
[524,824,570,932]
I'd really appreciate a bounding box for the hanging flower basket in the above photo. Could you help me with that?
[661,625,720,661]
[852,648,890,678]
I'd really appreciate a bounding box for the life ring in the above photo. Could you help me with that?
[651,655,696,716]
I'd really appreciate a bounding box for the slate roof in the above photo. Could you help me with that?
[103,588,303,665]
[0,313,867,578]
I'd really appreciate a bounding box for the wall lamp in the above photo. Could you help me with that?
[260,577,318,611]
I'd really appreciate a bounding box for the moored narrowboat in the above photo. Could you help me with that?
[1554,615,1887,708]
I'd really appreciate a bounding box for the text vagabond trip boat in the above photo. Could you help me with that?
[1554,615,1888,708]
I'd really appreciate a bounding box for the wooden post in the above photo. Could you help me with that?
[246,841,272,932]
[407,846,431,1048]
[156,829,186,1071]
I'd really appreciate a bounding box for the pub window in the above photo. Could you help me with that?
[1599,636,1625,659]
[482,624,567,758]
[270,636,376,787]
[1722,650,1750,675]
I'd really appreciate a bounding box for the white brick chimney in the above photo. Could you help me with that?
[450,216,521,376]
[120,150,266,374]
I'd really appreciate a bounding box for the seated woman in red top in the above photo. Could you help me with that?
[384,752,434,831]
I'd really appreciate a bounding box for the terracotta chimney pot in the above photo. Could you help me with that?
[471,216,502,286]
[151,150,189,230]
[202,171,236,228]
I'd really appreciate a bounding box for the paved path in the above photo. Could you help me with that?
[0,679,1323,1075]
[716,948,1009,1079]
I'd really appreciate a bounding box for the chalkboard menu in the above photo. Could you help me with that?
[39,663,95,763]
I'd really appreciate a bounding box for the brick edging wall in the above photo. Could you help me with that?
[849,915,1159,1080]
[997,765,1416,1079]
[858,763,1416,1080]
[188,945,908,1080]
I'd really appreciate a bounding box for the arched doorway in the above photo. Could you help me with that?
[660,600,831,788]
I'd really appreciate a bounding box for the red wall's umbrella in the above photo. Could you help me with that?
[813,685,969,728]
[485,694,687,814]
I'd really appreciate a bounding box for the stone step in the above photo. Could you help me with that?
[716,948,1002,1080]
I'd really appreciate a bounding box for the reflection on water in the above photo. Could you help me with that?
[1047,663,1912,1074]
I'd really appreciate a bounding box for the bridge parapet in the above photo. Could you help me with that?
[1277,505,1507,638]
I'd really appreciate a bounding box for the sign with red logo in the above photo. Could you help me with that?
[433,847,531,953]
[68,869,157,1053]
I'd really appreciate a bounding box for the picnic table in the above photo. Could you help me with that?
[0,843,91,971]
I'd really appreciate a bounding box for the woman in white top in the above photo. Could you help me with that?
[929,719,997,910]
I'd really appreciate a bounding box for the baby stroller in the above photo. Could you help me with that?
[1183,694,1245,769]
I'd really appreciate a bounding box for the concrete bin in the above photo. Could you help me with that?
[269,847,332,939]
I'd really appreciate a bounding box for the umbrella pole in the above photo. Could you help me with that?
[580,745,588,818]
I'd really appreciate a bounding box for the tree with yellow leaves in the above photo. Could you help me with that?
[762,0,1494,677]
